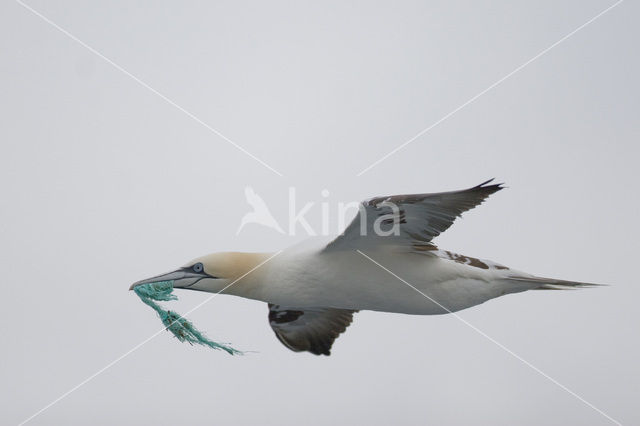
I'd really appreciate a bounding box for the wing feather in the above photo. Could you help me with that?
[324,179,503,251]
[268,304,357,355]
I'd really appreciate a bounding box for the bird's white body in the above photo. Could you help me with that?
[237,236,534,315]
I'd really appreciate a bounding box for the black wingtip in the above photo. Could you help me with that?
[475,178,506,192]
[477,178,495,186]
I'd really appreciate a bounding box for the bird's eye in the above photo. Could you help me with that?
[192,262,204,273]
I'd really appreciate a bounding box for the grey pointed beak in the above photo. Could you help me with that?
[129,269,206,290]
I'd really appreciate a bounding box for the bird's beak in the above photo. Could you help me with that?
[129,268,208,290]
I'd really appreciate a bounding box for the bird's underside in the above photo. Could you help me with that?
[265,179,600,355]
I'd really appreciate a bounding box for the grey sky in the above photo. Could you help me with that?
[1,1,638,425]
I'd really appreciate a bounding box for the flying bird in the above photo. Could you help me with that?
[131,179,600,356]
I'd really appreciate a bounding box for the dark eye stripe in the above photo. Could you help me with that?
[181,263,218,279]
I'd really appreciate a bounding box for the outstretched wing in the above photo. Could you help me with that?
[268,304,357,356]
[324,179,504,251]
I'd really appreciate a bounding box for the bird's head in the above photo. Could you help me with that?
[130,252,268,294]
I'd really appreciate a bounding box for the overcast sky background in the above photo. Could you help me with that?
[1,1,638,425]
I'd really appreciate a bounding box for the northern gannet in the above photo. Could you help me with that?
[131,180,600,355]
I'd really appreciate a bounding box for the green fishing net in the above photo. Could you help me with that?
[133,281,242,355]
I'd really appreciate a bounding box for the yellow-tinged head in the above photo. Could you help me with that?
[130,252,271,294]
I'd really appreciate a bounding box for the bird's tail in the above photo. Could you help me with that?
[506,275,605,290]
